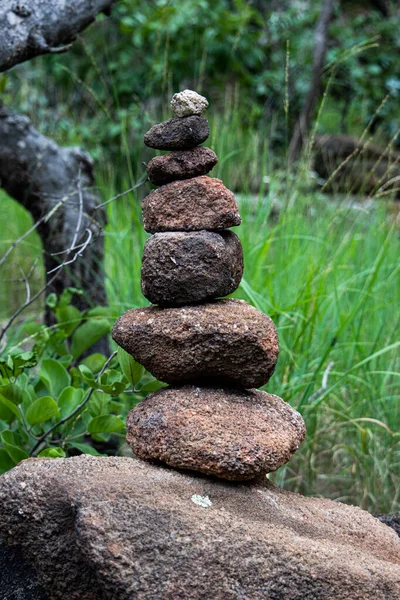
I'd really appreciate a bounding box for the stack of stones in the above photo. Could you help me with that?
[112,90,306,481]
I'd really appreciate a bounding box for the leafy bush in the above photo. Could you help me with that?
[0,288,164,473]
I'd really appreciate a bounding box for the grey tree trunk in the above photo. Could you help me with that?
[0,0,115,354]
[0,104,108,351]
[288,0,336,164]
[0,0,115,72]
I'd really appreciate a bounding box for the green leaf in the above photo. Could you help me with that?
[78,364,97,388]
[69,442,103,456]
[98,369,126,396]
[39,358,71,398]
[0,351,37,378]
[71,319,110,359]
[1,431,29,464]
[59,354,73,368]
[138,380,167,393]
[118,348,145,386]
[58,387,84,419]
[0,383,23,405]
[82,353,107,373]
[0,448,16,473]
[79,365,125,396]
[0,395,21,423]
[55,305,82,336]
[46,293,58,309]
[88,415,125,434]
[26,396,60,426]
[38,447,66,458]
[58,287,83,308]
[86,306,117,319]
[87,391,110,418]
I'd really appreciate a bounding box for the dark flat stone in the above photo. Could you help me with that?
[144,116,209,150]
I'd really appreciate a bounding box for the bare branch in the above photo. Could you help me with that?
[94,176,148,211]
[0,0,116,72]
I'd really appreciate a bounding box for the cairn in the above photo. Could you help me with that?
[112,90,306,480]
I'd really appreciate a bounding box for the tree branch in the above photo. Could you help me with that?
[0,104,108,331]
[0,0,116,72]
[288,0,336,164]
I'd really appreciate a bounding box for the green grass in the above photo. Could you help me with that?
[1,115,399,513]
[0,193,44,322]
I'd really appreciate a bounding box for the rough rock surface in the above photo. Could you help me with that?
[376,513,400,538]
[170,89,209,117]
[142,176,241,232]
[127,386,306,480]
[0,456,399,600]
[0,538,49,600]
[112,299,279,388]
[144,116,209,150]
[146,147,217,185]
[141,231,243,306]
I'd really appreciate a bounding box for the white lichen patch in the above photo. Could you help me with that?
[171,90,209,117]
[191,494,212,508]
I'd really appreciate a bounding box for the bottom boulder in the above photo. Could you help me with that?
[0,455,399,600]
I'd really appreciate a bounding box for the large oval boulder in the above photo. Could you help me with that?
[142,176,241,233]
[141,230,243,306]
[112,299,279,388]
[127,385,306,480]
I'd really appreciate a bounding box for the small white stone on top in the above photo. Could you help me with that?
[171,90,209,118]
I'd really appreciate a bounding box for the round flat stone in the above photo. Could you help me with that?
[170,89,209,117]
[142,176,241,233]
[146,147,217,185]
[144,116,209,150]
[112,299,279,388]
[126,385,306,480]
[141,230,243,306]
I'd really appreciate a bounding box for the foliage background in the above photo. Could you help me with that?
[0,0,399,513]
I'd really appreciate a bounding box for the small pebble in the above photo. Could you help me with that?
[171,89,209,117]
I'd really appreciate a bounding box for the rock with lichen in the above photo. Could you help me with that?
[170,89,209,117]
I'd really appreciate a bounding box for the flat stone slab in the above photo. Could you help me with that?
[112,299,279,388]
[127,385,306,480]
[144,116,209,150]
[0,456,399,600]
[141,230,243,306]
[146,147,217,185]
[142,176,241,233]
